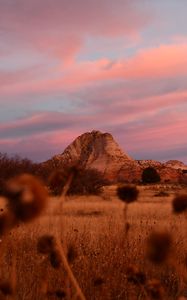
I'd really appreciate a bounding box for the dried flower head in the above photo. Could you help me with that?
[172,194,187,214]
[117,185,139,203]
[55,289,66,298]
[93,277,105,287]
[0,213,11,236]
[0,280,14,296]
[67,243,77,264]
[126,264,146,285]
[184,253,187,268]
[146,231,172,264]
[125,222,130,234]
[5,174,48,222]
[46,290,54,296]
[48,170,64,195]
[146,279,164,299]
[37,235,56,254]
[50,249,62,269]
[48,164,81,195]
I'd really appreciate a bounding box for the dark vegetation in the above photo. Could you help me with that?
[0,153,38,194]
[0,153,108,196]
[48,167,109,196]
[142,167,161,184]
[117,185,139,203]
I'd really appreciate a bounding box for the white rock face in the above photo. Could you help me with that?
[164,160,187,170]
[44,130,186,183]
[136,159,184,183]
[137,160,163,169]
[49,130,141,182]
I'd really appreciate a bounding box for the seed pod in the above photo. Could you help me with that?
[146,279,164,299]
[126,264,146,285]
[146,231,172,264]
[55,289,66,298]
[5,174,48,222]
[172,194,187,214]
[50,249,62,269]
[0,213,11,236]
[0,280,14,296]
[67,244,77,264]
[37,235,56,254]
[117,185,139,203]
[93,277,105,287]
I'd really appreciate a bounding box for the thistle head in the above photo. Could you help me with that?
[37,235,56,254]
[146,279,164,299]
[50,249,62,269]
[146,231,172,264]
[172,194,187,214]
[126,264,146,285]
[117,185,139,203]
[0,280,14,296]
[5,174,48,223]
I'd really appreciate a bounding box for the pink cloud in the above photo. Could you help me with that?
[60,44,187,85]
[0,0,150,62]
[0,104,186,163]
[1,42,187,98]
[0,87,187,143]
[1,1,187,164]
[0,129,85,162]
[3,0,149,36]
[124,44,187,78]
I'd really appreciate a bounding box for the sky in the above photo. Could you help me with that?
[0,0,187,163]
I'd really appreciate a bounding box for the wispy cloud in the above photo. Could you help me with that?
[0,0,187,163]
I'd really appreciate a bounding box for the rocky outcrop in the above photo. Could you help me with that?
[164,160,187,170]
[136,159,184,183]
[44,130,186,184]
[158,167,183,183]
[46,130,141,182]
[137,160,163,169]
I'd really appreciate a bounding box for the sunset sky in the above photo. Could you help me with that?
[0,0,187,163]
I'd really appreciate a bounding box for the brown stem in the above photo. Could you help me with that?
[56,240,86,300]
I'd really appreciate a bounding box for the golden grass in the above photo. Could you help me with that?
[0,186,187,299]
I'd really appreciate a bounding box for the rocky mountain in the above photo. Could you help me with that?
[164,160,187,170]
[137,160,163,169]
[45,130,142,182]
[136,159,185,183]
[44,130,186,183]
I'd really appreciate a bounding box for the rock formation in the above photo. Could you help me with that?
[136,160,186,183]
[44,130,186,184]
[164,160,187,170]
[45,130,141,182]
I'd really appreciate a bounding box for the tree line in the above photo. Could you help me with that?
[0,153,162,196]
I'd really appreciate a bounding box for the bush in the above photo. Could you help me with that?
[48,167,109,196]
[0,153,39,195]
[142,167,161,184]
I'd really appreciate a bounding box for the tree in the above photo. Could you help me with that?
[142,167,161,183]
[48,167,109,196]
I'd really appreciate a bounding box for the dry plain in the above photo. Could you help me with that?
[0,185,187,300]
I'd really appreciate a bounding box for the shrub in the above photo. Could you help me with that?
[48,167,109,196]
[0,153,38,186]
[142,167,161,184]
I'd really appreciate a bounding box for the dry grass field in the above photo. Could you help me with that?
[0,184,187,300]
